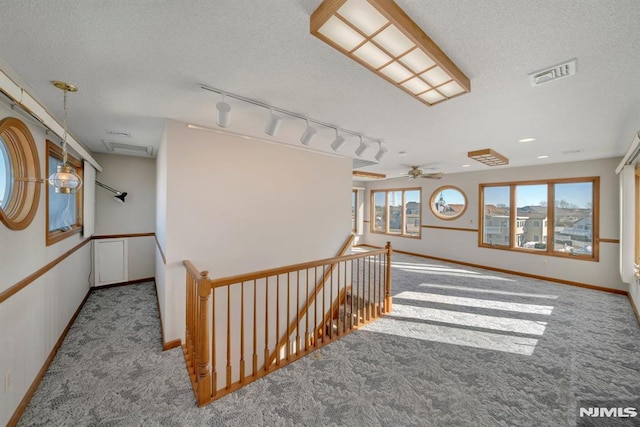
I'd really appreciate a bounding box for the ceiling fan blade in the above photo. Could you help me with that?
[421,173,443,179]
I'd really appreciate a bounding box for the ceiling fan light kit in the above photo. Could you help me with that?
[405,165,443,180]
[311,0,470,107]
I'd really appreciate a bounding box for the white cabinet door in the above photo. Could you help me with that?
[94,238,128,286]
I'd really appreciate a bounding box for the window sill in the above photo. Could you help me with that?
[370,230,421,239]
[47,225,82,246]
[479,243,598,262]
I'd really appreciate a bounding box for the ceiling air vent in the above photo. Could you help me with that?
[105,129,131,138]
[528,58,577,87]
[353,158,378,169]
[102,140,153,157]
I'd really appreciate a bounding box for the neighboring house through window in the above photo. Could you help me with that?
[480,177,598,260]
[371,188,421,237]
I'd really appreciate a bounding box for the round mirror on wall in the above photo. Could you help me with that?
[430,186,467,220]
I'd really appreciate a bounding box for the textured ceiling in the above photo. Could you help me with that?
[0,0,638,178]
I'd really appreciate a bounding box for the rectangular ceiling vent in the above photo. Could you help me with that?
[102,140,153,157]
[105,129,131,138]
[353,158,378,169]
[528,58,577,87]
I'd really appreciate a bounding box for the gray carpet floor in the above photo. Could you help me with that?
[18,252,640,426]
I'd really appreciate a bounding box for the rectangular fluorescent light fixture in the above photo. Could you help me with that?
[468,148,509,166]
[311,0,470,107]
[353,170,386,179]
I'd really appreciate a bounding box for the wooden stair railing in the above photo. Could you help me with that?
[182,241,393,407]
[266,234,354,366]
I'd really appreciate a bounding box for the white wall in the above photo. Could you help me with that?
[0,102,93,425]
[619,164,640,314]
[363,158,626,291]
[158,119,352,342]
[154,124,168,335]
[93,153,156,281]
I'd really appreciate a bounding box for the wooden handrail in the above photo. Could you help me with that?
[208,241,382,288]
[183,260,203,279]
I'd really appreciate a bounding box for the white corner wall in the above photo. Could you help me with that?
[157,119,352,342]
[154,123,168,337]
[93,153,157,281]
[364,157,626,291]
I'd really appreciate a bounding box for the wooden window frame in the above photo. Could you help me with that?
[0,117,41,230]
[46,140,83,246]
[352,189,358,234]
[635,168,640,265]
[479,177,599,261]
[430,185,468,220]
[370,187,421,239]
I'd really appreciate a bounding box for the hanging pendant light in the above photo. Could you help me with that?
[48,81,83,194]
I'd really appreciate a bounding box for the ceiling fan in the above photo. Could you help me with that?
[404,166,443,180]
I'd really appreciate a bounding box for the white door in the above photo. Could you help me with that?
[94,238,128,286]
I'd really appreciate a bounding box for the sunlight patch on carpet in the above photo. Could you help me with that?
[390,303,547,335]
[394,291,554,315]
[418,283,559,300]
[363,317,539,355]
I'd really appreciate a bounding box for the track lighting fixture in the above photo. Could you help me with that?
[265,109,282,136]
[355,136,368,157]
[375,142,387,162]
[330,129,346,152]
[201,85,388,155]
[216,93,231,128]
[300,120,317,146]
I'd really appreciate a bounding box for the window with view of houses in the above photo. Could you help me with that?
[480,178,598,260]
[371,188,421,237]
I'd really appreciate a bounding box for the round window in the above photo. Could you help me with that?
[430,186,467,220]
[0,117,41,230]
[0,135,13,210]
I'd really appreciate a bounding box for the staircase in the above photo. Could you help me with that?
[182,239,393,406]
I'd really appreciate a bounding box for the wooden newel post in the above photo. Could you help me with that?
[196,271,212,404]
[385,242,392,313]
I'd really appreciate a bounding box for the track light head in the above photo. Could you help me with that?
[265,110,282,136]
[355,137,369,157]
[331,133,346,152]
[375,143,387,161]
[216,101,231,127]
[216,94,231,127]
[300,120,317,146]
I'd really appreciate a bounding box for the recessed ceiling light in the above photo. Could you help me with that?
[518,137,536,143]
[397,151,408,157]
[462,164,470,168]
[562,148,583,154]
[537,155,549,159]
